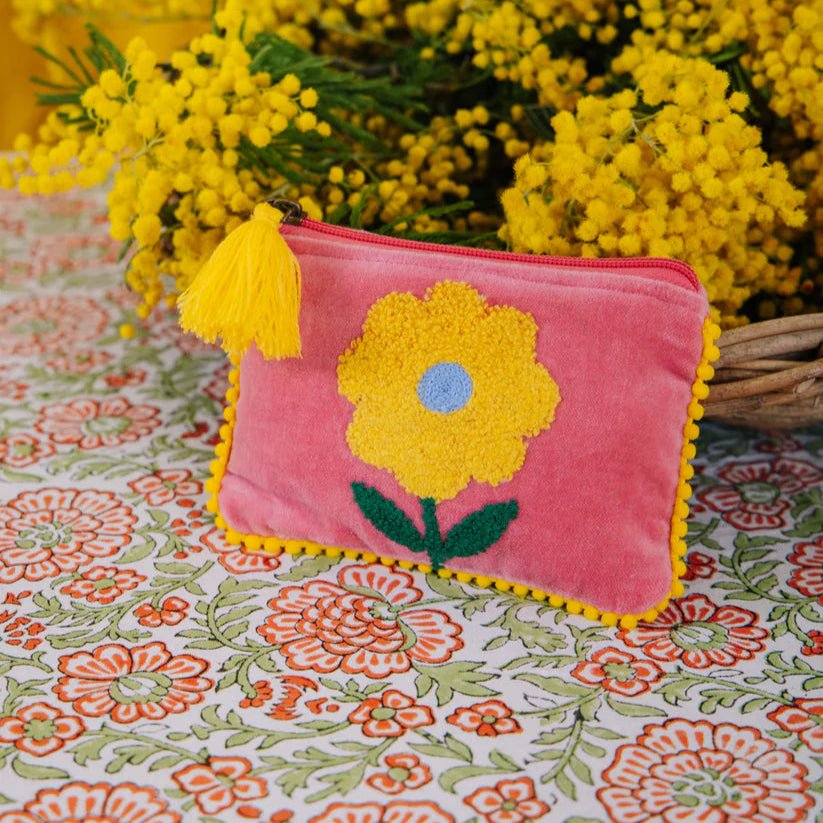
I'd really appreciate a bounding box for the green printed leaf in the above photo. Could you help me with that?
[69,735,111,766]
[12,757,69,780]
[516,674,592,698]
[439,765,502,793]
[116,540,155,564]
[351,482,425,551]
[586,726,625,740]
[741,697,773,713]
[579,739,607,758]
[569,754,594,785]
[148,754,188,771]
[533,749,564,761]
[443,500,518,558]
[414,661,497,705]
[787,506,823,538]
[0,467,42,483]
[487,605,567,654]
[426,574,471,599]
[555,770,577,800]
[489,750,520,770]
[154,561,200,575]
[607,698,667,718]
[225,731,259,748]
[298,720,341,732]
[279,552,342,581]
[535,728,573,745]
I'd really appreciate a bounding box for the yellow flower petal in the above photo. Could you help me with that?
[339,281,560,501]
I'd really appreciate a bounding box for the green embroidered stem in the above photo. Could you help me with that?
[350,482,519,571]
[420,497,445,570]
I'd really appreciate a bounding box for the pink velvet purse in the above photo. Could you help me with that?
[180,201,719,628]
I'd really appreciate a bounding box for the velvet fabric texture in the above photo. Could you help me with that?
[219,223,709,615]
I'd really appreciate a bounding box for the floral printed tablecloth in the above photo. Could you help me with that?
[0,186,821,823]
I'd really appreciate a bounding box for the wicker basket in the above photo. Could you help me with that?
[704,314,823,429]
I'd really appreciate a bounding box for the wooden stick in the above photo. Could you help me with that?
[711,404,823,429]
[718,314,823,347]
[716,329,823,367]
[706,359,823,401]
[705,388,823,418]
[722,358,810,371]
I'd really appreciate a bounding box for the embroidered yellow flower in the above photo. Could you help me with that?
[338,280,560,502]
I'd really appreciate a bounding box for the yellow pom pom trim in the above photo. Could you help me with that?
[205,316,720,627]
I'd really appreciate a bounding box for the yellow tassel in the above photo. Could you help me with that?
[177,203,301,360]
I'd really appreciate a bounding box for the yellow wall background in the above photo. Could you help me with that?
[0,1,209,147]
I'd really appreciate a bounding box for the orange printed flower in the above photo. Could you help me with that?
[618,594,768,668]
[464,777,550,823]
[46,349,113,374]
[268,676,319,720]
[308,802,454,823]
[801,630,823,656]
[447,700,522,737]
[0,594,44,650]
[571,648,664,697]
[597,719,814,823]
[0,379,28,401]
[33,230,120,272]
[366,753,432,795]
[105,286,140,311]
[257,564,462,678]
[104,369,147,388]
[0,781,179,823]
[173,757,267,815]
[681,551,716,581]
[202,528,281,574]
[128,469,203,506]
[0,295,109,357]
[0,434,54,469]
[203,362,231,399]
[60,566,146,604]
[768,700,823,753]
[0,702,85,756]
[787,538,823,600]
[348,690,434,738]
[36,397,161,450]
[134,597,189,627]
[53,641,213,723]
[0,488,136,583]
[697,458,822,531]
[240,680,274,709]
[0,614,45,650]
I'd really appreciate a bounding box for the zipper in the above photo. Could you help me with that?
[269,198,699,291]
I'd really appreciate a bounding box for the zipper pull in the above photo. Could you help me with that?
[266,198,304,225]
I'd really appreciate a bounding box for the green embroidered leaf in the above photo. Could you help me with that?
[351,482,425,551]
[443,500,518,558]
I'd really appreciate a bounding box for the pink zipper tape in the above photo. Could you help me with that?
[290,216,700,292]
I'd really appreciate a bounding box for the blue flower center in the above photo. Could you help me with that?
[417,362,473,414]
